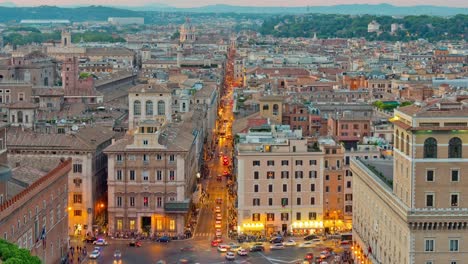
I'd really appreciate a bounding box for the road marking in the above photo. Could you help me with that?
[257,252,302,264]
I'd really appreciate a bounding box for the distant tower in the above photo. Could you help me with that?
[177,46,183,67]
[179,17,196,43]
[313,32,318,41]
[62,57,79,94]
[61,29,72,47]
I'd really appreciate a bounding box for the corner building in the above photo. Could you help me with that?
[236,125,325,236]
[351,99,468,264]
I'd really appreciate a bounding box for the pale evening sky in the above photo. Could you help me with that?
[4,0,468,7]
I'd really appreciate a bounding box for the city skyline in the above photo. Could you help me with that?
[3,0,468,7]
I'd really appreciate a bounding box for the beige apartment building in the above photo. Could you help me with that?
[236,125,325,236]
[105,119,198,236]
[351,99,468,264]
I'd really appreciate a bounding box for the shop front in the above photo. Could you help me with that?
[290,221,324,236]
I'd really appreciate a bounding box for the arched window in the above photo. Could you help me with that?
[272,104,279,115]
[400,132,404,154]
[145,100,153,116]
[157,100,165,115]
[134,100,141,116]
[423,137,437,158]
[262,104,269,110]
[44,77,49,86]
[406,135,410,155]
[448,137,462,158]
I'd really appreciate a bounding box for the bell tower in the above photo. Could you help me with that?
[61,29,72,47]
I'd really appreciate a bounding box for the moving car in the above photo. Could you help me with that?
[89,250,101,259]
[270,243,285,250]
[283,239,297,246]
[215,223,222,229]
[216,198,223,204]
[216,214,222,221]
[215,229,222,237]
[215,206,221,213]
[129,240,142,247]
[320,251,331,259]
[249,244,265,252]
[298,241,315,248]
[237,248,248,256]
[225,252,236,261]
[211,240,220,247]
[157,236,170,243]
[113,250,122,258]
[217,244,229,252]
[217,175,222,181]
[269,237,284,244]
[305,252,314,260]
[93,238,108,246]
[304,234,319,241]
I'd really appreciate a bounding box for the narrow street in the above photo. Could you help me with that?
[193,47,237,242]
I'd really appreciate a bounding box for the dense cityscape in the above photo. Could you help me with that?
[0,2,467,264]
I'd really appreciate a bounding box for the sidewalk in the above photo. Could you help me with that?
[67,236,88,264]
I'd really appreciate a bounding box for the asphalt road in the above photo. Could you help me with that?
[86,238,342,264]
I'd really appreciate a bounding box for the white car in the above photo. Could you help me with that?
[215,229,222,237]
[269,243,285,250]
[93,238,108,246]
[113,250,122,258]
[225,251,236,260]
[215,220,222,225]
[215,206,221,213]
[283,239,297,246]
[237,248,248,256]
[298,241,315,248]
[89,250,101,259]
[217,244,229,252]
[320,251,331,259]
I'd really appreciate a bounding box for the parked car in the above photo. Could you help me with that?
[270,243,285,250]
[237,248,248,256]
[298,241,315,248]
[89,250,100,259]
[113,250,122,258]
[157,236,170,243]
[269,237,284,243]
[249,244,265,252]
[283,239,297,246]
[225,252,236,261]
[93,239,108,246]
[129,240,142,247]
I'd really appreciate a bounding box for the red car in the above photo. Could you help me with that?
[211,238,222,247]
[223,171,229,176]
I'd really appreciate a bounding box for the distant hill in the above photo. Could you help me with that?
[171,4,466,16]
[0,5,142,22]
[0,4,466,24]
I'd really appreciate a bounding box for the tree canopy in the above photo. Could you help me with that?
[259,14,468,41]
[0,239,41,264]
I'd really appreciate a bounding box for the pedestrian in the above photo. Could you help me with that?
[78,256,80,263]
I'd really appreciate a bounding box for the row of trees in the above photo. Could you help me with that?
[0,239,41,264]
[2,30,126,46]
[259,14,468,41]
